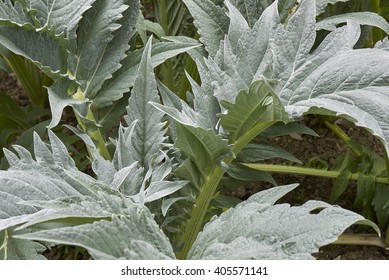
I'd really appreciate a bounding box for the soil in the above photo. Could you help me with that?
[1,70,388,260]
[0,71,29,105]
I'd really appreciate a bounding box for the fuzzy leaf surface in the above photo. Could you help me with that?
[315,0,350,15]
[316,12,389,35]
[69,0,128,93]
[0,228,46,260]
[94,41,201,108]
[182,0,229,57]
[189,185,374,260]
[195,1,280,106]
[0,25,68,77]
[225,0,249,50]
[26,0,96,39]
[228,0,271,27]
[219,80,290,144]
[0,0,99,77]
[0,131,97,259]
[193,0,389,155]
[124,38,166,167]
[268,3,389,153]
[0,0,35,27]
[1,128,183,259]
[18,211,175,260]
[280,38,389,153]
[79,0,140,100]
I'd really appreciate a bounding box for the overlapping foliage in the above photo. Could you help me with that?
[0,0,387,260]
[181,0,389,236]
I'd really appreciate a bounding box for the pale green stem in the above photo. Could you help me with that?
[177,121,279,259]
[74,105,111,161]
[0,229,8,260]
[241,163,389,185]
[177,166,225,259]
[234,122,275,153]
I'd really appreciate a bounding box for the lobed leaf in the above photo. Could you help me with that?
[267,4,389,154]
[68,0,128,93]
[189,185,377,260]
[228,0,271,27]
[113,122,137,171]
[0,130,99,259]
[0,228,46,260]
[203,0,389,156]
[272,0,316,82]
[182,0,229,57]
[26,0,96,40]
[47,79,85,128]
[0,0,34,28]
[194,1,280,107]
[315,0,351,16]
[232,1,279,84]
[1,126,184,259]
[94,41,201,108]
[282,51,389,153]
[17,208,175,260]
[188,73,220,131]
[80,0,140,100]
[124,37,166,167]
[224,0,249,50]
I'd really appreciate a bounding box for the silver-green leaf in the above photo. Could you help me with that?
[17,208,175,260]
[189,185,377,260]
[124,37,166,167]
[182,0,230,57]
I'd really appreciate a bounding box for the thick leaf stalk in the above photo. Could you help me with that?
[241,163,389,185]
[73,100,111,161]
[177,166,224,259]
[0,230,8,260]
